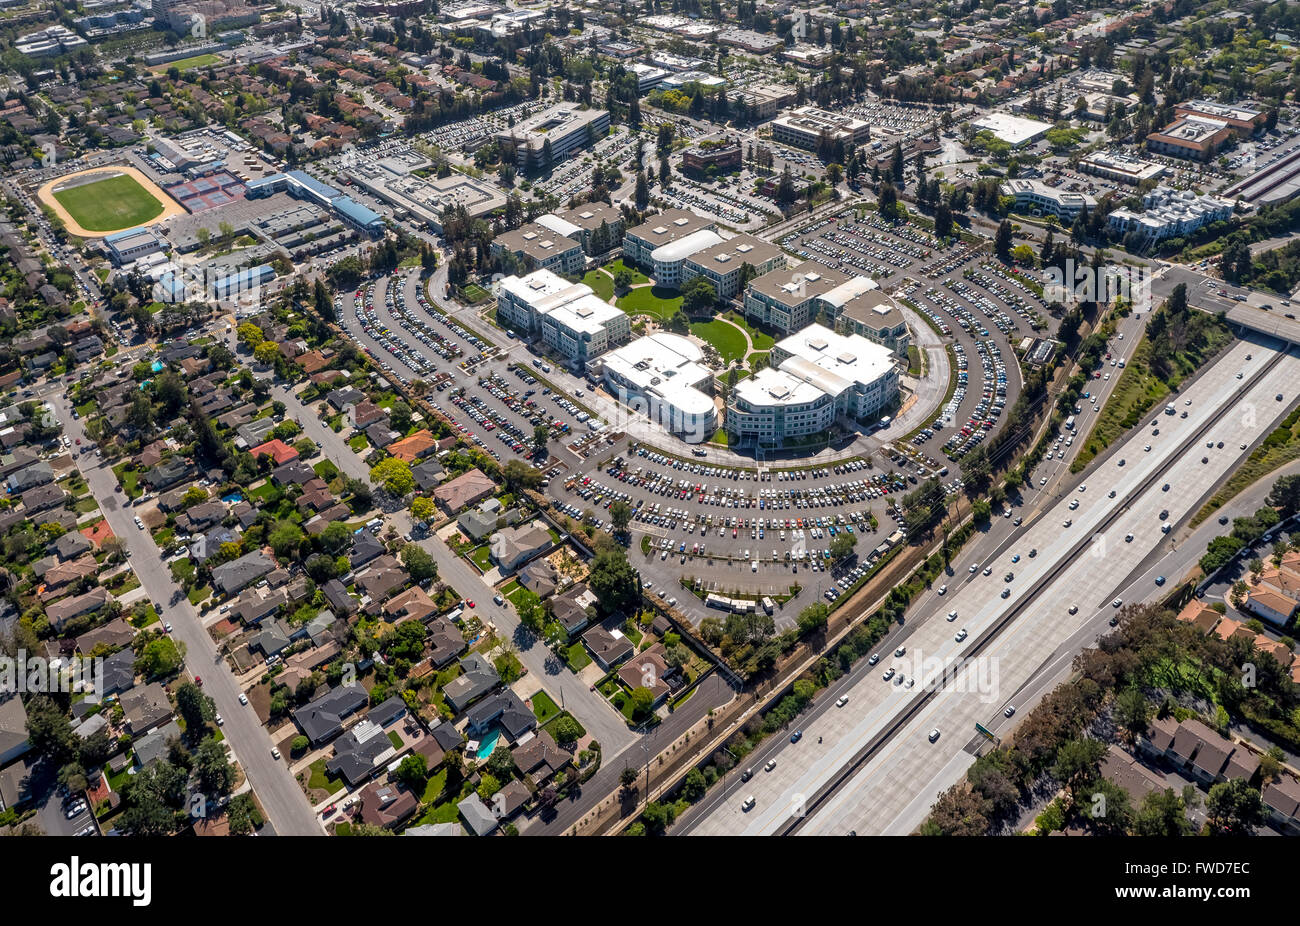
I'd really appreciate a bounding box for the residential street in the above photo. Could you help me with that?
[45,385,322,836]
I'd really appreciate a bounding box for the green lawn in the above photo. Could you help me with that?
[565,642,592,672]
[421,768,449,803]
[467,544,494,571]
[348,434,369,452]
[505,584,540,611]
[723,311,774,350]
[604,259,649,286]
[155,52,222,71]
[531,690,560,724]
[617,285,683,320]
[583,269,614,302]
[53,173,166,233]
[187,584,211,606]
[111,462,141,498]
[308,759,344,793]
[461,283,490,304]
[690,319,748,364]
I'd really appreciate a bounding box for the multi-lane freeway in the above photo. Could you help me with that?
[679,334,1300,835]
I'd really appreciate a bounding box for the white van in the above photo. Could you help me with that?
[741,795,756,812]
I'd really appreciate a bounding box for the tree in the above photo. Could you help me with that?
[830,532,857,562]
[411,496,435,521]
[796,601,829,634]
[1051,737,1106,802]
[995,219,1013,260]
[681,276,717,314]
[253,341,280,365]
[610,500,632,533]
[175,681,215,735]
[1113,688,1150,744]
[620,766,639,795]
[267,520,305,559]
[588,550,640,614]
[395,754,428,790]
[934,202,953,240]
[402,542,438,583]
[370,458,415,496]
[1134,788,1194,836]
[227,793,262,835]
[135,637,183,679]
[681,767,706,802]
[533,425,549,453]
[552,714,583,745]
[195,736,235,795]
[502,459,542,493]
[1206,778,1265,835]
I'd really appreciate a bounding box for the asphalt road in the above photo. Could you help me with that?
[680,334,1300,834]
[46,388,322,836]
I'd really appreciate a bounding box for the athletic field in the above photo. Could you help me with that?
[52,173,166,233]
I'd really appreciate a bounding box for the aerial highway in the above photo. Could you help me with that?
[680,336,1300,835]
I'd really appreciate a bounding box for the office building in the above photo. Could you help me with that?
[622,208,718,277]
[771,106,870,151]
[1146,116,1233,161]
[597,333,717,442]
[1078,151,1166,186]
[1174,100,1266,137]
[1106,186,1235,246]
[491,223,585,275]
[496,269,630,369]
[680,234,787,301]
[495,105,609,170]
[727,324,898,444]
[534,202,624,257]
[1000,179,1097,221]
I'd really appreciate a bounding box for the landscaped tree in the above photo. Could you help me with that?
[135,636,184,679]
[402,542,438,583]
[502,458,543,493]
[411,496,435,521]
[630,686,655,719]
[619,766,639,795]
[175,681,215,735]
[253,341,280,365]
[227,793,262,835]
[610,500,632,533]
[830,532,857,562]
[1133,788,1195,836]
[587,550,640,614]
[533,425,549,453]
[395,753,428,791]
[681,276,716,315]
[1206,778,1266,835]
[195,736,235,795]
[370,457,416,496]
[552,714,583,746]
[995,219,1013,261]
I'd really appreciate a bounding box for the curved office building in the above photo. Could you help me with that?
[597,333,718,443]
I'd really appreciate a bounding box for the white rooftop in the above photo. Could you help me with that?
[602,333,715,417]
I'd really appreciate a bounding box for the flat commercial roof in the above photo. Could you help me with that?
[496,222,581,261]
[971,112,1052,146]
[734,367,825,407]
[627,208,715,248]
[602,333,715,416]
[775,323,895,394]
[748,260,851,307]
[686,234,785,273]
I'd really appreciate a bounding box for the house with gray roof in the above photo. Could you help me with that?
[465,689,536,741]
[457,793,499,835]
[443,653,500,712]
[323,578,359,615]
[325,719,399,787]
[211,550,276,594]
[133,719,182,768]
[294,684,369,744]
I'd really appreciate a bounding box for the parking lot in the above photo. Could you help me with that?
[784,207,1030,472]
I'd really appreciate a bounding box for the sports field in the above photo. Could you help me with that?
[52,173,167,233]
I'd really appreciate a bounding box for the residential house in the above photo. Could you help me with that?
[511,728,571,785]
[358,781,418,829]
[433,468,495,513]
[212,550,277,594]
[465,690,536,742]
[489,523,552,573]
[443,653,500,712]
[581,624,634,670]
[294,684,370,744]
